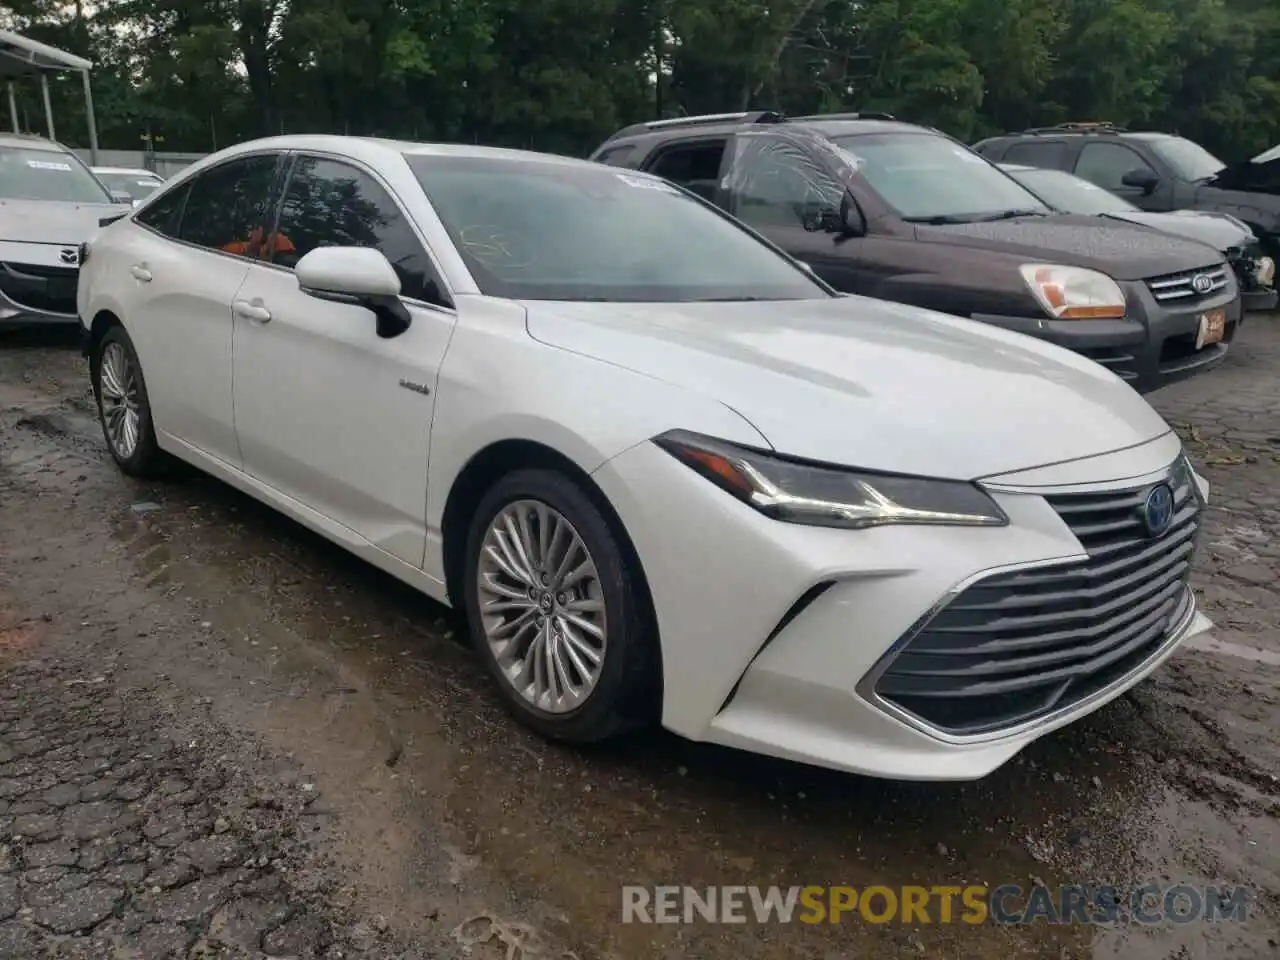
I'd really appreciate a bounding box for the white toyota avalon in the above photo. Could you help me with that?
[76,135,1213,780]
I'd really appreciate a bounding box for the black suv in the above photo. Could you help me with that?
[591,112,1243,394]
[973,123,1280,258]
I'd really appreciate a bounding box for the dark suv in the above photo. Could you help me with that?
[973,123,1280,258]
[591,112,1242,393]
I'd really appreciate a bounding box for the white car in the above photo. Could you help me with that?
[77,135,1213,780]
[0,133,130,326]
[91,166,166,206]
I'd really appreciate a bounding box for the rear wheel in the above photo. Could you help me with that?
[92,325,167,477]
[463,468,657,742]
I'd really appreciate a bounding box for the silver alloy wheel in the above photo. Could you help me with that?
[99,341,141,459]
[476,499,607,713]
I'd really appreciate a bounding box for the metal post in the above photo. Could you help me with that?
[6,82,16,133]
[81,70,99,165]
[40,72,55,140]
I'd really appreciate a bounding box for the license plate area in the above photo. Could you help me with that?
[1195,309,1226,350]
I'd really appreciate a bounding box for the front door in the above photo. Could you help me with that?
[1074,140,1175,211]
[716,132,863,292]
[230,154,458,567]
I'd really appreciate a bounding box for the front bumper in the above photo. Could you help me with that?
[973,274,1240,393]
[592,432,1212,781]
[0,256,81,327]
[1242,287,1278,313]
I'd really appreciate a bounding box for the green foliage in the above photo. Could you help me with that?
[3,0,1278,159]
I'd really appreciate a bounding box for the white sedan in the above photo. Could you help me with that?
[76,135,1213,780]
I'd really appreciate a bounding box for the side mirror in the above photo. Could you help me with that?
[110,189,133,205]
[1121,168,1159,195]
[296,246,412,339]
[838,194,867,237]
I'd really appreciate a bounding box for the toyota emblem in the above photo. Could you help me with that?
[1139,483,1175,538]
[1190,273,1213,295]
[59,248,78,265]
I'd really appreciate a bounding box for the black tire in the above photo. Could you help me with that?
[462,467,659,743]
[91,325,168,478]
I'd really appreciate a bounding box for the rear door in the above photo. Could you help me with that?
[715,130,863,291]
[123,152,283,467]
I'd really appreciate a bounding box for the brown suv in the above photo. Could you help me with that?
[590,112,1243,393]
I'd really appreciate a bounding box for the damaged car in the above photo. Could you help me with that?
[1000,162,1276,313]
[973,125,1280,263]
[0,132,130,327]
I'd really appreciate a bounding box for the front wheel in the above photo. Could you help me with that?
[92,325,167,478]
[462,468,658,743]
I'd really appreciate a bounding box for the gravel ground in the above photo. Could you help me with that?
[1,318,1279,960]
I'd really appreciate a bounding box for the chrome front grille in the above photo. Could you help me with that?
[1146,264,1229,303]
[873,460,1200,735]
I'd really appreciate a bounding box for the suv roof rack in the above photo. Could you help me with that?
[604,110,787,142]
[790,111,897,122]
[1018,121,1128,136]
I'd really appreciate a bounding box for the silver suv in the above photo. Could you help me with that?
[0,133,130,326]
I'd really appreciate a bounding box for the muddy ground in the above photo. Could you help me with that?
[0,318,1277,960]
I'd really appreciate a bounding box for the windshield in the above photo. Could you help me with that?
[1004,167,1138,215]
[0,146,114,203]
[406,155,829,302]
[1149,137,1225,181]
[95,171,163,199]
[828,132,1049,222]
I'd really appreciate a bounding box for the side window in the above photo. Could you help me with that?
[270,156,448,307]
[644,141,727,201]
[134,183,190,238]
[1074,142,1155,191]
[178,155,280,256]
[595,144,635,167]
[1003,141,1069,170]
[724,135,845,231]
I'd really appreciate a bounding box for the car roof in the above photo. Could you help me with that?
[983,128,1176,144]
[596,112,943,157]
[0,132,65,151]
[212,134,602,170]
[793,119,929,138]
[93,166,161,176]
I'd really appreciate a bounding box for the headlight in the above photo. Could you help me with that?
[654,431,1008,530]
[1256,255,1275,287]
[1019,263,1126,320]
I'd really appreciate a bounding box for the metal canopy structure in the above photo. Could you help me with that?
[0,29,99,163]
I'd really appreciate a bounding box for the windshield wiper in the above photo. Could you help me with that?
[970,208,1048,222]
[904,209,1047,225]
[901,214,981,225]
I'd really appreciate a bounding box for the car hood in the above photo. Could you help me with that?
[1098,209,1254,252]
[521,295,1171,480]
[912,214,1222,280]
[0,198,130,245]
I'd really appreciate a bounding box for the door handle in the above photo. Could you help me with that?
[232,299,272,324]
[130,264,152,282]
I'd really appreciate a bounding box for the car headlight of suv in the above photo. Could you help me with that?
[1019,263,1126,320]
[1256,255,1275,287]
[654,431,1008,529]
